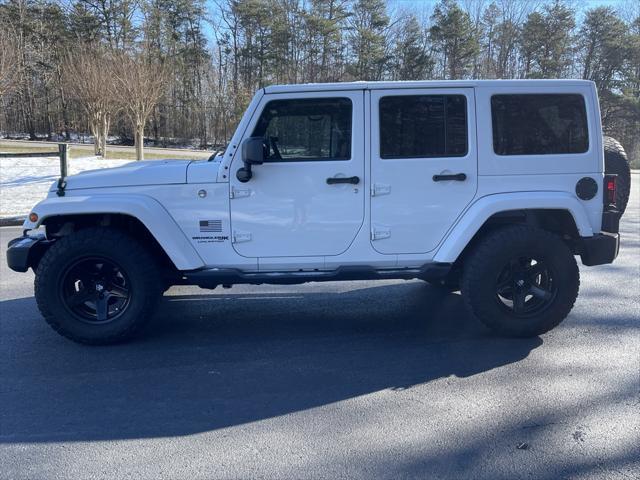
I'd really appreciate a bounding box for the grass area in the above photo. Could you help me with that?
[0,141,212,161]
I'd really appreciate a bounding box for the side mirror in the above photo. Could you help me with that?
[242,137,264,165]
[237,137,264,183]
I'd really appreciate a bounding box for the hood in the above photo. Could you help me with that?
[53,160,193,191]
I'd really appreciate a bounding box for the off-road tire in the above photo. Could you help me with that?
[604,136,631,215]
[34,227,163,345]
[461,226,579,337]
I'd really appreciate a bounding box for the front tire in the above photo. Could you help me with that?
[461,226,579,337]
[35,227,162,345]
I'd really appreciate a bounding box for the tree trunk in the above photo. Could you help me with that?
[90,116,102,156]
[135,123,144,161]
[44,85,53,139]
[100,113,110,159]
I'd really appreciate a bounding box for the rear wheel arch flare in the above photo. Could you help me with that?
[453,208,581,267]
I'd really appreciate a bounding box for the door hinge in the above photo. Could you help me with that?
[371,226,391,240]
[230,186,251,199]
[232,231,252,243]
[371,183,391,197]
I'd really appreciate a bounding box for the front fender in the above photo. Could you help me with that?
[433,192,594,264]
[23,194,205,270]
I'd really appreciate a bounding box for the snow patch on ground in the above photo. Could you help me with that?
[1,156,131,218]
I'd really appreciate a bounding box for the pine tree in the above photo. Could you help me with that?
[393,14,433,81]
[480,2,500,78]
[75,0,140,50]
[235,0,272,89]
[580,7,628,92]
[68,1,102,43]
[347,0,389,81]
[142,0,209,144]
[429,0,479,79]
[520,0,575,78]
[304,0,349,82]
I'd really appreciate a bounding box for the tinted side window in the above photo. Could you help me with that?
[379,95,467,159]
[252,98,352,161]
[491,94,589,155]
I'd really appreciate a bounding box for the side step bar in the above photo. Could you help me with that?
[181,263,452,288]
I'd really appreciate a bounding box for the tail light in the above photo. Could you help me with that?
[604,174,617,207]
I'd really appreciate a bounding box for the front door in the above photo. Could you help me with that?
[230,91,365,258]
[370,88,478,254]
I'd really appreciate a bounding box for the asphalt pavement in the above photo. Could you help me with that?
[1,179,638,479]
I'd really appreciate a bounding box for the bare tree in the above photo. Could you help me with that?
[0,28,20,98]
[63,48,117,157]
[111,51,166,161]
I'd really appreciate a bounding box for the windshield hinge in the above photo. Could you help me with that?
[232,231,252,243]
[230,186,251,199]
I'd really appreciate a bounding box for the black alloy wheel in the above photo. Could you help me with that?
[60,256,132,324]
[494,256,557,318]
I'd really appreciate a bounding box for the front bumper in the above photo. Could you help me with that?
[580,232,620,266]
[6,235,52,272]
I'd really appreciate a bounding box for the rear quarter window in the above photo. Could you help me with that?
[491,94,589,156]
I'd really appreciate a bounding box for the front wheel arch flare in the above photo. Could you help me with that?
[25,194,205,270]
[41,213,179,274]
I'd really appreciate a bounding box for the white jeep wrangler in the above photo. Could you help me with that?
[7,80,629,345]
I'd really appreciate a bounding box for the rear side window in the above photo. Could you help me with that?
[491,94,589,155]
[379,95,467,159]
[252,98,352,161]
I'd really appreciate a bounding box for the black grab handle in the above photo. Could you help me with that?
[327,176,360,185]
[433,173,467,182]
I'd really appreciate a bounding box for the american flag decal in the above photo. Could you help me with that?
[199,220,223,232]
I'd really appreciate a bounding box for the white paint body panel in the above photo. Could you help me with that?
[23,80,607,274]
[369,87,478,254]
[228,90,366,258]
[57,160,191,190]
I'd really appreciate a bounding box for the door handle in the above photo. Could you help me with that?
[432,173,467,182]
[327,176,360,185]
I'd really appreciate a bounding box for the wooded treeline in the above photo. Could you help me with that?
[0,0,638,163]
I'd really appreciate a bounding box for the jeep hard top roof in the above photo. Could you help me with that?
[264,79,595,94]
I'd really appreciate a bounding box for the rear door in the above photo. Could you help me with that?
[370,88,477,254]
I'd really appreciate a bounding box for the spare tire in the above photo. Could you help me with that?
[603,136,631,215]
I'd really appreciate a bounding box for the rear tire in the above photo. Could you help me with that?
[603,136,631,215]
[461,226,579,337]
[35,227,163,345]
